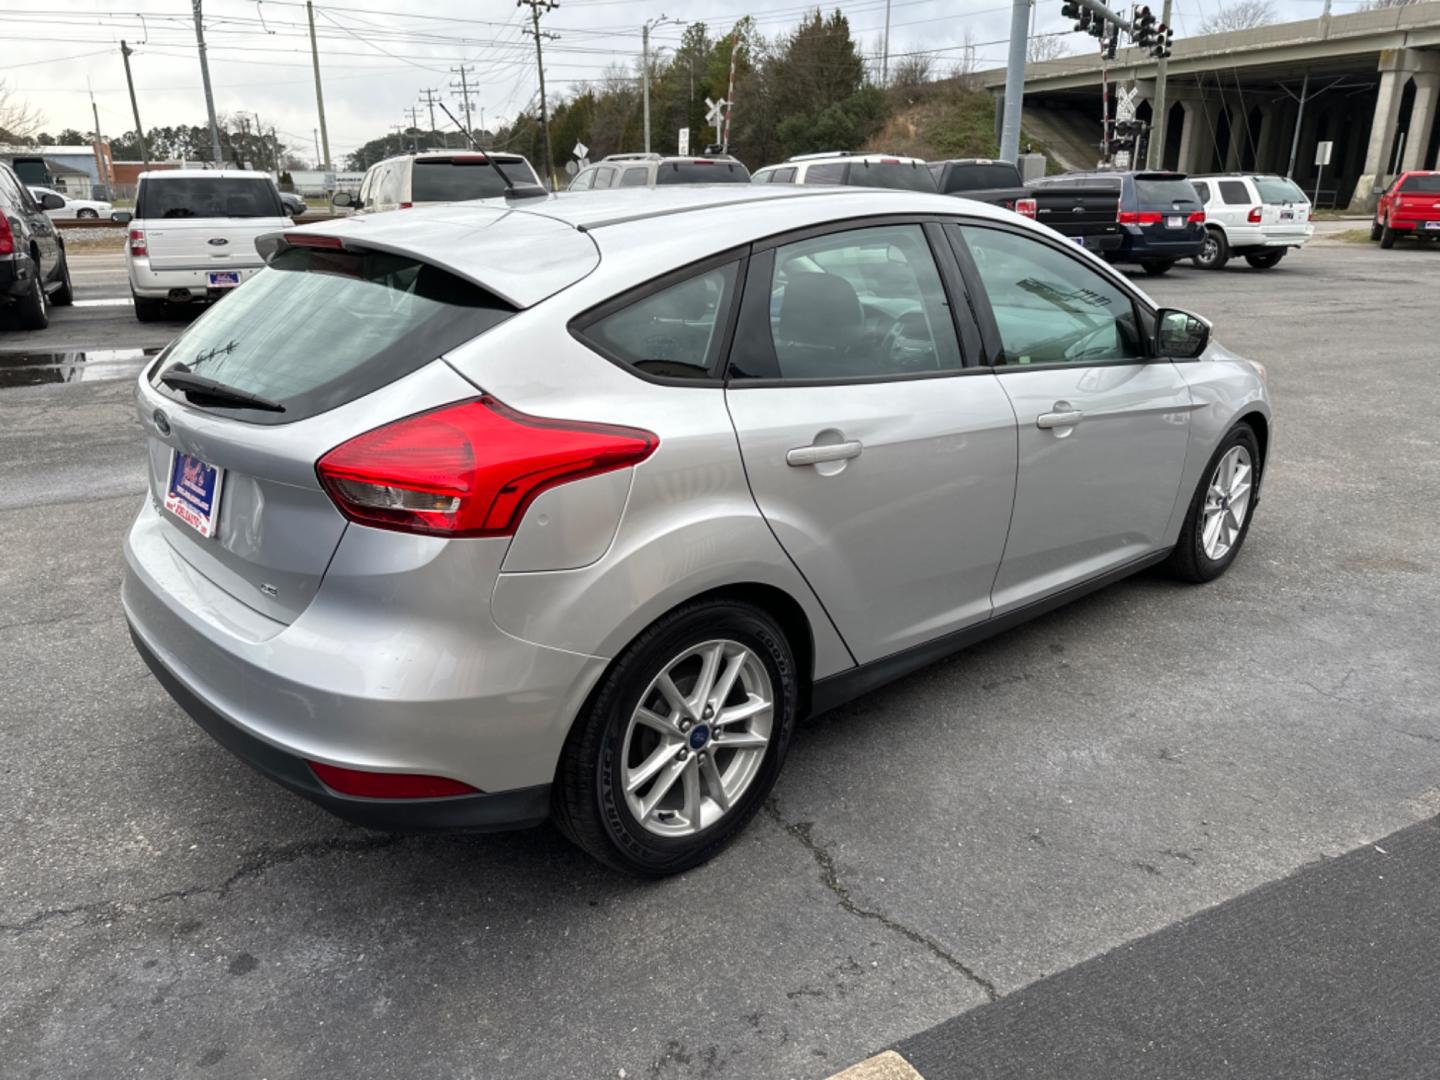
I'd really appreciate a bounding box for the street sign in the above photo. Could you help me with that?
[1114,149,1132,169]
[678,127,690,156]
[573,140,589,160]
[704,97,727,129]
[1315,140,1333,167]
[1115,85,1140,124]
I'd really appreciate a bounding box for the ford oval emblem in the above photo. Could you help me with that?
[208,237,229,246]
[153,409,171,435]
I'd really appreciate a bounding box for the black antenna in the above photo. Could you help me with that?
[435,100,544,199]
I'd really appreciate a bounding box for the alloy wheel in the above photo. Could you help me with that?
[1201,445,1253,560]
[621,639,773,837]
[1200,235,1219,264]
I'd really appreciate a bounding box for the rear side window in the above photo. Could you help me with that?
[1134,177,1201,205]
[655,161,750,184]
[770,167,797,184]
[1399,174,1440,194]
[150,246,513,424]
[846,162,937,192]
[1192,180,1212,202]
[938,163,1021,193]
[805,162,847,185]
[580,263,739,380]
[411,158,534,201]
[1254,176,1306,203]
[592,166,618,190]
[1218,180,1251,204]
[619,167,649,187]
[138,177,284,219]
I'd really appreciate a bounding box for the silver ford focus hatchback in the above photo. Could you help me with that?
[123,186,1271,874]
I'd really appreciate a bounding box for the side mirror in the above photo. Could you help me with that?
[1155,308,1210,359]
[331,191,354,208]
[40,193,65,210]
[111,210,133,224]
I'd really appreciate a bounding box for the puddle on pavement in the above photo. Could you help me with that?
[0,347,160,390]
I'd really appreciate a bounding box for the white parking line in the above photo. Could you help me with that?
[72,298,134,308]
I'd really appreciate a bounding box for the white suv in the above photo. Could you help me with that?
[337,150,543,214]
[1188,174,1313,270]
[751,152,937,192]
[568,153,750,189]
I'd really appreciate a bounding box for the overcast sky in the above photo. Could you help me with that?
[3,0,1349,164]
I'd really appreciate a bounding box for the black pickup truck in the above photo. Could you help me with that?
[928,158,1121,255]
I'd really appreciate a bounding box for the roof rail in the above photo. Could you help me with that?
[787,150,853,162]
[601,152,664,162]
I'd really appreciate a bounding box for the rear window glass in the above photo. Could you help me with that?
[411,158,535,201]
[1134,177,1200,205]
[846,162,938,192]
[1254,176,1307,203]
[150,246,513,424]
[580,263,739,380]
[1399,174,1440,194]
[139,177,284,219]
[937,163,1021,193]
[655,161,750,184]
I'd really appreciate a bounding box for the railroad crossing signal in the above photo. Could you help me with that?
[704,97,728,129]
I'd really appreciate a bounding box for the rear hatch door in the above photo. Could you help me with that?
[1253,175,1311,237]
[138,175,290,270]
[136,239,522,623]
[1393,174,1440,226]
[409,155,540,205]
[1133,173,1203,238]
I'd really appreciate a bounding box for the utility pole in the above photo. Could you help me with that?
[407,105,422,151]
[192,0,224,166]
[306,1,332,172]
[881,0,892,85]
[519,0,559,187]
[420,88,441,136]
[1146,0,1174,168]
[313,127,321,168]
[641,16,681,155]
[999,0,1030,162]
[118,41,150,171]
[390,125,405,156]
[87,89,112,195]
[451,64,478,141]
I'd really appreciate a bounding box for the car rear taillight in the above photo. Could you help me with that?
[285,232,344,249]
[308,761,479,799]
[0,214,13,256]
[399,201,413,209]
[1188,210,1205,224]
[1247,206,1263,223]
[316,396,658,538]
[1014,197,1038,220]
[128,228,147,256]
[1117,210,1163,225]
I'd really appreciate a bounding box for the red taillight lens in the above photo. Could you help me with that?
[128,227,147,256]
[316,396,658,538]
[1118,210,1163,225]
[1247,206,1262,223]
[0,215,13,256]
[399,201,413,209]
[285,232,344,249]
[1014,197,1038,220]
[1188,210,1206,224]
[308,761,479,799]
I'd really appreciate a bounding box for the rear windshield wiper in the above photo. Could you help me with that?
[160,365,285,412]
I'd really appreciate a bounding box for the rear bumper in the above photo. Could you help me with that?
[1226,224,1314,250]
[128,257,264,299]
[1115,227,1205,261]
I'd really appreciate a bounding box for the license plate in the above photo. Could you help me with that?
[1280,210,1294,220]
[1166,215,1184,229]
[1425,221,1440,231]
[208,271,240,288]
[164,451,224,538]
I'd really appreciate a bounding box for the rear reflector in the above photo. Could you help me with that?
[284,232,344,249]
[1014,197,1038,220]
[316,395,658,538]
[1118,210,1163,225]
[308,761,479,799]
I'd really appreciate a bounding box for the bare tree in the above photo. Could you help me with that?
[0,81,46,146]
[1360,0,1423,8]
[1199,0,1276,34]
[947,27,980,82]
[890,53,934,90]
[1028,34,1071,63]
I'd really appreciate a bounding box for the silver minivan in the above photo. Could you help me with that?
[124,186,1272,874]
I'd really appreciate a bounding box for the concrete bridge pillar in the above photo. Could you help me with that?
[1350,49,1435,211]
[1255,102,1284,173]
[1223,96,1247,172]
[1172,99,1202,174]
[1401,70,1440,171]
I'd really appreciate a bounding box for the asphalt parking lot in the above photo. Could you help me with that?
[2,237,1438,1079]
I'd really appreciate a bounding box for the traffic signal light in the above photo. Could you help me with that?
[1152,22,1174,58]
[1132,4,1157,47]
[1104,23,1119,59]
[1060,1,1081,19]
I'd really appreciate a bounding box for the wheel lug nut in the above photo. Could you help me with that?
[702,705,714,719]
[698,751,707,763]
[677,748,688,760]
[678,718,692,732]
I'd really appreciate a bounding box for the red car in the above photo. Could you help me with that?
[1373,170,1440,248]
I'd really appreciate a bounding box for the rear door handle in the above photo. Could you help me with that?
[786,440,863,467]
[1036,409,1083,430]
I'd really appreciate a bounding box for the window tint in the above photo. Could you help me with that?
[1254,176,1307,203]
[771,167,797,184]
[410,158,534,201]
[959,226,1142,366]
[846,162,937,192]
[1134,177,1201,205]
[619,167,649,187]
[805,162,847,185]
[1399,174,1440,194]
[1218,180,1251,205]
[151,247,513,424]
[655,161,750,184]
[767,225,961,380]
[937,162,1022,193]
[1192,180,1211,202]
[583,263,738,380]
[138,177,284,219]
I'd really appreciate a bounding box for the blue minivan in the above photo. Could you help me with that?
[1032,171,1206,275]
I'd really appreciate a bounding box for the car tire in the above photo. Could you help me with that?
[52,245,74,306]
[1140,259,1175,276]
[15,260,49,331]
[552,597,798,876]
[1244,251,1285,269]
[1192,228,1229,270]
[1379,220,1397,249]
[1166,424,1262,584]
[77,208,99,220]
[1370,219,1383,242]
[133,292,165,323]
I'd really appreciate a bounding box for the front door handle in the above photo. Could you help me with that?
[786,440,863,467]
[1036,408,1083,430]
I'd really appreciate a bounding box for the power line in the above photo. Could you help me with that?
[518,0,559,189]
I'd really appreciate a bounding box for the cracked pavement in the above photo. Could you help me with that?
[3,242,1439,1078]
